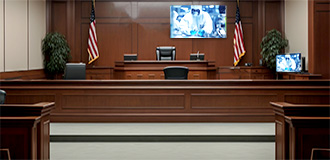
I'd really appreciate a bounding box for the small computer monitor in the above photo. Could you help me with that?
[124,54,137,61]
[276,53,301,73]
[190,53,204,60]
[156,46,176,60]
[63,63,86,79]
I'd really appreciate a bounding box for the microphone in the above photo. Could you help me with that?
[197,51,199,59]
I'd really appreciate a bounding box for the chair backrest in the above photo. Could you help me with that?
[0,90,6,104]
[163,66,189,79]
[63,63,86,80]
[156,46,176,60]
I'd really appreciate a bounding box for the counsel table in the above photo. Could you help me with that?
[114,60,216,79]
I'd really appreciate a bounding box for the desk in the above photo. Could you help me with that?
[271,102,330,159]
[114,60,216,79]
[218,66,274,79]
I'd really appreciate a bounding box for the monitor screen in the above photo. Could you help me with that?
[276,53,302,72]
[170,5,227,38]
[190,53,204,60]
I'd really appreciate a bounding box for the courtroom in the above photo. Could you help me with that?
[0,0,329,160]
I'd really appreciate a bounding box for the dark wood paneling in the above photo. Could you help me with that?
[191,93,277,108]
[114,60,216,79]
[61,93,185,109]
[312,1,329,78]
[81,1,131,18]
[264,1,283,33]
[48,0,286,71]
[51,2,67,35]
[86,67,113,79]
[308,0,330,79]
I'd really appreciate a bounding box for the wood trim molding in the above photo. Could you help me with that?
[308,0,315,73]
[0,69,45,80]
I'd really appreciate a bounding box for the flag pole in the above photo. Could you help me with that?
[237,0,239,7]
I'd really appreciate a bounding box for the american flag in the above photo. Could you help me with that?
[87,0,99,64]
[233,1,246,66]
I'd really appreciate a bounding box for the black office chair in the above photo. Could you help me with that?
[163,66,189,79]
[63,63,86,80]
[0,89,6,104]
[156,46,176,60]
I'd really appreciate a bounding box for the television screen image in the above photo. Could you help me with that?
[276,53,302,72]
[170,5,226,38]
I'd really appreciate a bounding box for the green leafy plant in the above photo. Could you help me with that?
[260,29,288,70]
[42,32,71,77]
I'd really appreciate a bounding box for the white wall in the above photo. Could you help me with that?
[5,0,28,72]
[285,0,308,68]
[1,0,46,72]
[0,0,4,72]
[29,0,46,70]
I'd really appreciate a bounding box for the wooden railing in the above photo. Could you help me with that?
[0,102,55,160]
[271,102,330,160]
[0,80,329,123]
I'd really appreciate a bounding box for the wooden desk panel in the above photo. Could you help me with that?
[1,80,329,123]
[86,66,113,80]
[281,73,322,80]
[114,60,216,79]
[218,66,274,79]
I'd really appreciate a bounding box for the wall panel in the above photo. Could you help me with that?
[5,0,28,72]
[81,1,131,18]
[0,0,4,72]
[61,93,185,110]
[137,23,192,60]
[29,0,46,70]
[265,1,283,33]
[313,2,329,78]
[81,23,132,66]
[308,0,330,79]
[51,2,67,36]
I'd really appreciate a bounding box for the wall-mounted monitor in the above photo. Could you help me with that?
[170,5,227,38]
[276,53,302,73]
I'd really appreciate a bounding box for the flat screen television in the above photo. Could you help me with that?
[170,5,227,38]
[276,53,302,72]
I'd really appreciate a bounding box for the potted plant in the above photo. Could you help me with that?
[260,29,288,70]
[42,32,71,79]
